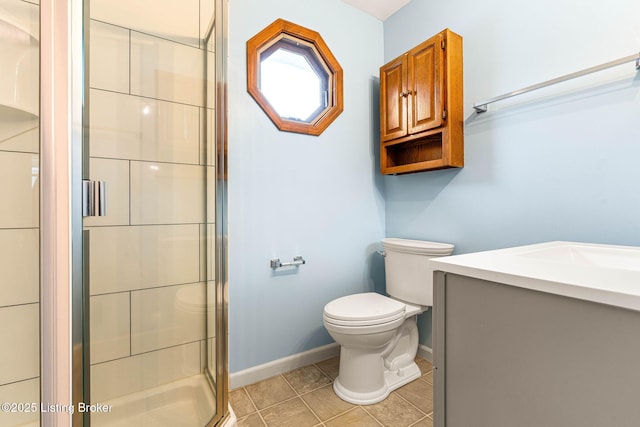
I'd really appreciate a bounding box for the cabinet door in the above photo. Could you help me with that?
[380,55,407,142]
[407,33,444,134]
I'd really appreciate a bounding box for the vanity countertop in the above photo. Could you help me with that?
[429,241,640,312]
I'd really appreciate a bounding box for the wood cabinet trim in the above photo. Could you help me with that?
[246,19,343,136]
[380,29,463,175]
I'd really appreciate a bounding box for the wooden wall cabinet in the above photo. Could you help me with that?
[380,29,463,175]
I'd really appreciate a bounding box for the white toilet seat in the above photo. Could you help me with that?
[323,292,409,335]
[324,292,405,323]
[323,311,404,327]
[323,314,405,335]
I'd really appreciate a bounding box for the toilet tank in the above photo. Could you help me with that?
[382,238,454,306]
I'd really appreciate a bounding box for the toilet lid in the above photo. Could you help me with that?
[324,292,405,324]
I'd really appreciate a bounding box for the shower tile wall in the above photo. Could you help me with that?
[86,0,215,403]
[0,0,40,426]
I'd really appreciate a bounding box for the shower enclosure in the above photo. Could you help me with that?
[0,0,228,425]
[0,0,41,425]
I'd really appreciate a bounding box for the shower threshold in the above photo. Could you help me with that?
[92,374,216,426]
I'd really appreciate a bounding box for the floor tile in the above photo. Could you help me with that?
[260,397,320,427]
[235,356,437,427]
[396,378,433,414]
[230,388,257,419]
[301,384,355,421]
[283,365,332,394]
[245,376,297,410]
[410,415,434,426]
[237,412,266,427]
[325,407,381,427]
[365,392,426,427]
[415,357,433,376]
[315,356,340,380]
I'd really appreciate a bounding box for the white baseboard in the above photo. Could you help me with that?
[229,343,340,389]
[417,344,433,362]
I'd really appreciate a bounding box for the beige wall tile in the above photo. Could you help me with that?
[0,0,39,117]
[91,342,200,402]
[205,108,215,167]
[90,20,129,93]
[0,378,39,426]
[84,158,130,227]
[0,229,38,307]
[91,341,200,402]
[207,337,216,377]
[0,151,38,228]
[130,161,204,225]
[89,224,200,295]
[130,283,205,354]
[199,224,207,282]
[90,89,200,164]
[206,166,216,225]
[0,0,39,38]
[207,281,215,339]
[0,125,39,153]
[91,293,131,364]
[0,303,39,385]
[200,0,215,45]
[206,225,216,282]
[91,0,200,48]
[207,50,215,105]
[130,31,204,107]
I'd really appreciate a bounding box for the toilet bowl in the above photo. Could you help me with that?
[323,238,454,405]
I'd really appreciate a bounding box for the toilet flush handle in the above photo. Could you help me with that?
[377,250,386,257]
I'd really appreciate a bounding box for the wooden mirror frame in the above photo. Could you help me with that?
[247,19,343,136]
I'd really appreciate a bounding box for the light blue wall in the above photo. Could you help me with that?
[384,0,640,347]
[228,0,385,373]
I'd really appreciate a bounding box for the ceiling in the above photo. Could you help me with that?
[341,0,412,21]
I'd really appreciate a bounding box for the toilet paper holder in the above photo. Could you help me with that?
[270,256,306,269]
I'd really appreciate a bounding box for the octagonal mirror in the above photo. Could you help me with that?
[247,19,343,136]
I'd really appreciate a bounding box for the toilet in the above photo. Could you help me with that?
[323,238,454,405]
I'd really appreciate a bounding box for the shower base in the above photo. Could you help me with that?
[92,374,217,426]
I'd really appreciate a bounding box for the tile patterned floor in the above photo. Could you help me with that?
[230,356,434,427]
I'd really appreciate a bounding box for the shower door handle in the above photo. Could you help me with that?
[82,180,108,217]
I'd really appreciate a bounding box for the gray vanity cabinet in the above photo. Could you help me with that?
[433,271,640,427]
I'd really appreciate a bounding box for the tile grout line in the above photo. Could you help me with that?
[236,386,265,425]
[393,379,431,418]
[358,405,386,427]
[408,414,433,427]
[240,358,433,427]
[321,406,361,425]
[280,373,324,425]
[312,361,337,380]
[305,360,413,426]
[89,86,210,110]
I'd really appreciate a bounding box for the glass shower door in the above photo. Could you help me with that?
[0,1,40,426]
[80,0,223,425]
